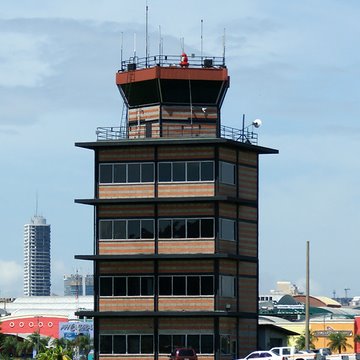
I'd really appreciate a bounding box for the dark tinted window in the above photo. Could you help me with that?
[159,220,172,238]
[173,335,186,348]
[201,335,213,353]
[173,276,186,295]
[100,335,112,354]
[114,164,126,183]
[187,336,200,354]
[100,164,113,183]
[100,277,112,296]
[201,276,214,295]
[159,163,171,181]
[159,335,171,353]
[128,220,140,239]
[219,218,235,240]
[141,277,154,295]
[220,161,235,185]
[128,277,141,296]
[201,219,214,238]
[141,163,154,182]
[113,335,126,354]
[113,220,126,239]
[201,161,214,181]
[141,220,154,239]
[100,220,112,239]
[187,219,200,238]
[173,219,186,238]
[141,335,154,354]
[128,335,140,354]
[173,162,186,181]
[159,277,172,295]
[113,277,126,296]
[128,163,141,182]
[187,162,200,181]
[187,276,200,295]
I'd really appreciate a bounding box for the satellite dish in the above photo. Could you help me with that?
[252,119,262,128]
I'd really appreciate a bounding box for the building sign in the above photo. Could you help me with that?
[59,321,93,340]
[313,326,353,337]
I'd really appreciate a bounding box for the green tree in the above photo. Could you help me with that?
[72,334,92,359]
[0,335,20,357]
[295,330,318,350]
[24,331,51,355]
[52,336,74,354]
[327,332,351,354]
[36,344,72,360]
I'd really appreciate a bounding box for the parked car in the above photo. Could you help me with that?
[236,350,288,360]
[169,348,198,360]
[313,348,332,356]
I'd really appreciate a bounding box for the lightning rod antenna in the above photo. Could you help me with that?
[159,25,163,64]
[223,28,226,66]
[201,19,203,62]
[120,32,123,69]
[145,1,149,67]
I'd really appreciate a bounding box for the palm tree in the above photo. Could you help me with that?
[36,344,72,360]
[295,330,318,350]
[23,331,51,355]
[327,332,351,354]
[0,335,20,357]
[73,334,92,359]
[52,336,74,354]
[354,334,360,352]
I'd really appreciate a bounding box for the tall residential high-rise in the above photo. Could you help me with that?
[23,215,51,296]
[75,53,277,359]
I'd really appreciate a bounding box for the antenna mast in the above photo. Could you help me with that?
[223,28,226,66]
[145,1,149,67]
[180,37,184,52]
[120,32,123,69]
[201,19,203,61]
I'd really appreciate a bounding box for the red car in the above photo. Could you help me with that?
[170,348,198,360]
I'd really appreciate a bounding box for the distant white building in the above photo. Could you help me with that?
[23,215,51,296]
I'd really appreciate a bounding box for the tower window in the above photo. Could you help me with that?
[100,334,153,354]
[99,162,154,184]
[219,161,236,185]
[99,276,154,296]
[99,219,154,240]
[158,161,214,182]
[158,275,213,296]
[158,218,214,239]
[219,218,236,241]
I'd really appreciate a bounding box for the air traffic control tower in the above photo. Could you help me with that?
[75,53,278,360]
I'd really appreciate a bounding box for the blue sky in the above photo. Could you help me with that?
[0,0,359,298]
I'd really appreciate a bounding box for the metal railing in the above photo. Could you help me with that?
[119,54,226,72]
[96,124,258,145]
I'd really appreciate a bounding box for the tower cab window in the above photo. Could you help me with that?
[158,161,214,182]
[99,163,154,184]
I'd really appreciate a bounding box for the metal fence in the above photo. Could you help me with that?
[96,124,258,145]
[119,54,226,72]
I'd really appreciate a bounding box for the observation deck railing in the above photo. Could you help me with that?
[119,54,226,72]
[95,124,258,145]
